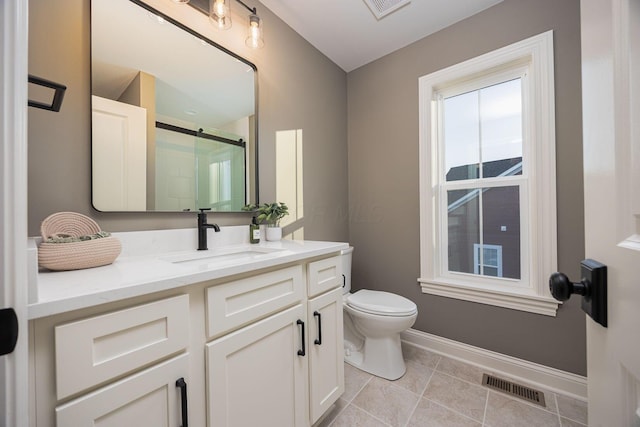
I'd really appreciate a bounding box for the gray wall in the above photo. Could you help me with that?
[28,0,349,242]
[347,0,586,375]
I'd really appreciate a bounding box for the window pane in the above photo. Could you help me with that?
[483,247,499,267]
[480,79,523,178]
[444,91,480,181]
[447,189,480,274]
[448,186,520,280]
[443,79,523,181]
[482,186,520,279]
[484,266,499,277]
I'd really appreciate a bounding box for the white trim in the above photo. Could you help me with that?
[418,279,561,316]
[418,31,558,315]
[401,328,587,401]
[1,0,30,425]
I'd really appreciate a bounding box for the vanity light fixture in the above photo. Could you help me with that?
[180,0,264,48]
[214,0,263,48]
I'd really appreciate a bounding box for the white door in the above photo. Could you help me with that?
[0,1,30,426]
[581,0,640,425]
[92,95,147,211]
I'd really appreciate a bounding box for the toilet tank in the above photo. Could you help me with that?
[341,247,354,294]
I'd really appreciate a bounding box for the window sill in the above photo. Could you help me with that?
[418,278,560,316]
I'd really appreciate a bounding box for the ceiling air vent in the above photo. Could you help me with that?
[363,0,411,20]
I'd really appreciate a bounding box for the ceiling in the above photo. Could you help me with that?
[258,0,504,72]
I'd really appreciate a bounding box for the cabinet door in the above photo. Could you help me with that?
[56,354,189,427]
[206,304,308,427]
[308,287,344,424]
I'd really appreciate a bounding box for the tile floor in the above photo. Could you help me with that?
[318,343,587,427]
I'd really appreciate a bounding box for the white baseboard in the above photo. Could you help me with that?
[401,328,587,401]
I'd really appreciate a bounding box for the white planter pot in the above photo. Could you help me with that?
[265,227,282,241]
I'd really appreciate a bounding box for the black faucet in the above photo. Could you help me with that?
[197,208,220,250]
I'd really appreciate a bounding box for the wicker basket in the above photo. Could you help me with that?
[38,212,121,271]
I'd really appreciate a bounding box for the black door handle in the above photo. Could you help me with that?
[313,311,322,345]
[176,377,188,427]
[296,319,306,356]
[549,259,607,327]
[549,272,589,301]
[0,308,18,356]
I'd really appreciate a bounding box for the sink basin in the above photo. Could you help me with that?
[161,246,285,266]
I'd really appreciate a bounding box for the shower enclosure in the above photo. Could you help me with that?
[155,123,247,212]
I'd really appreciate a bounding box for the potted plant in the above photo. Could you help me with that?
[242,202,289,241]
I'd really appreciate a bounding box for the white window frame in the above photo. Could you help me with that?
[418,31,559,316]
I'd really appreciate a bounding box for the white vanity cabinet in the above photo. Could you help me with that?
[29,245,346,427]
[205,256,344,427]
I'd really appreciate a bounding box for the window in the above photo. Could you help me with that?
[209,159,232,205]
[418,31,559,316]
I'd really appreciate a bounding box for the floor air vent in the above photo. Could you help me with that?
[481,374,546,407]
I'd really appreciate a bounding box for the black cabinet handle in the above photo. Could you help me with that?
[176,377,188,427]
[296,319,306,356]
[313,311,322,345]
[342,274,346,288]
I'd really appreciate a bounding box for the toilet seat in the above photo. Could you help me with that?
[347,290,417,317]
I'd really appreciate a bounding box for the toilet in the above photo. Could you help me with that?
[341,247,418,380]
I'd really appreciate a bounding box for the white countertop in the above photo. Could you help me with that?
[29,226,348,320]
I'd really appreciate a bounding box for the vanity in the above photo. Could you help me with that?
[28,227,347,426]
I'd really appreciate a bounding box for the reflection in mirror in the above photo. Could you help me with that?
[275,130,304,240]
[91,0,257,212]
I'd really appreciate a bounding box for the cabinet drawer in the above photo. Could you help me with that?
[55,294,189,400]
[307,256,342,297]
[206,265,303,339]
[56,354,188,427]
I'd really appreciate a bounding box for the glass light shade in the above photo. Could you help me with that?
[209,0,232,30]
[245,14,264,49]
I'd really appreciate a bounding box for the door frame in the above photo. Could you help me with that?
[1,0,30,426]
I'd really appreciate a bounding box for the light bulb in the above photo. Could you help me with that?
[209,0,231,30]
[214,0,226,17]
[245,14,264,49]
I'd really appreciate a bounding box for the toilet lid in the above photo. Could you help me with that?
[347,290,417,316]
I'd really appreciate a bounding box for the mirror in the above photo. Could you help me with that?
[91,0,258,212]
